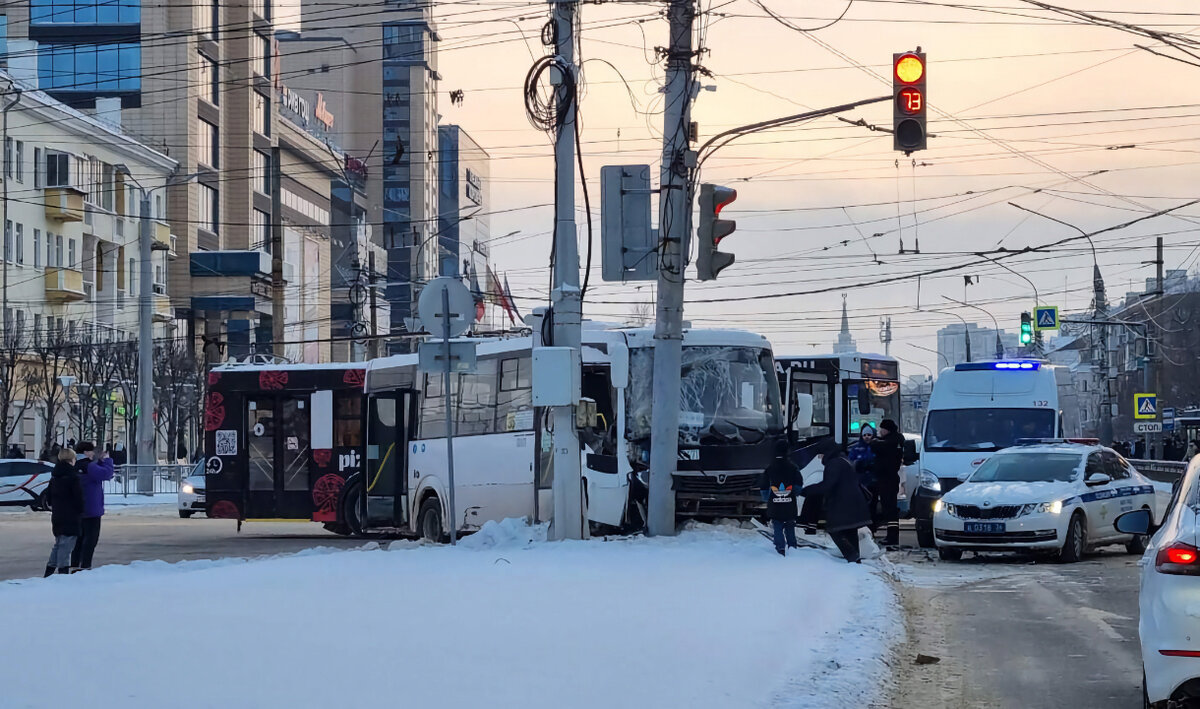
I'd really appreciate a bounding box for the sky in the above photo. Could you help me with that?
[425,0,1200,374]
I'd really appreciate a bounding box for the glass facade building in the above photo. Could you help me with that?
[28,0,142,106]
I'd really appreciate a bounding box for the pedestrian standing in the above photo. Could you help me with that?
[800,438,872,563]
[45,448,83,576]
[72,443,114,570]
[870,419,905,547]
[760,441,801,556]
[1134,437,1146,459]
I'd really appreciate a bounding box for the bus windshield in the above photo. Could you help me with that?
[847,379,900,435]
[628,346,783,443]
[924,408,1056,452]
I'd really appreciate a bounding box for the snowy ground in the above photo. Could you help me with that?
[0,521,901,709]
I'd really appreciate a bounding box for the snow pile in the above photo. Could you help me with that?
[0,521,900,709]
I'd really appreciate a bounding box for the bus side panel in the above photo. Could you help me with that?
[408,432,536,532]
[204,371,249,520]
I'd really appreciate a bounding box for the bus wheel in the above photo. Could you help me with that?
[419,497,445,543]
[339,477,366,537]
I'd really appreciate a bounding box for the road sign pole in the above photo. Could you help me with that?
[441,286,457,546]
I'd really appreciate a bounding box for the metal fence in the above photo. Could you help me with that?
[1128,458,1188,485]
[102,463,199,497]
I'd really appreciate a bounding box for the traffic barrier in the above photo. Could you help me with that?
[102,463,200,497]
[1128,458,1188,484]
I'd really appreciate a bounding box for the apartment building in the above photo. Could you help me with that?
[0,68,176,453]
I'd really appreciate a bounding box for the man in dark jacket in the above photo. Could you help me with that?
[801,438,872,562]
[46,448,83,576]
[761,441,801,556]
[72,443,114,570]
[870,419,905,547]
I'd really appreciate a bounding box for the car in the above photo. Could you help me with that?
[0,459,55,510]
[1116,458,1200,707]
[932,439,1156,562]
[177,461,206,519]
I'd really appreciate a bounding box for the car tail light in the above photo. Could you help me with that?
[1156,543,1200,575]
[1160,650,1200,657]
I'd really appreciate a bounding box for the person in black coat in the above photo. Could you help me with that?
[45,448,83,576]
[869,419,905,546]
[760,441,801,556]
[801,438,872,563]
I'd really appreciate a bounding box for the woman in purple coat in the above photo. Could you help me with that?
[72,443,114,570]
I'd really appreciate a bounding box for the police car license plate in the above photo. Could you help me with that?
[965,522,1005,534]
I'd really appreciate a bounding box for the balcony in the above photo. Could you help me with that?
[153,292,173,322]
[44,186,86,222]
[45,267,86,302]
[152,220,171,252]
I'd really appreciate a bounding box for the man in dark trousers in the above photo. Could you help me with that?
[870,419,905,547]
[72,443,114,570]
[800,438,872,563]
[761,441,801,556]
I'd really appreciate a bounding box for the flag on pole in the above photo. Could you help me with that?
[502,276,521,324]
[467,260,485,322]
[486,266,503,305]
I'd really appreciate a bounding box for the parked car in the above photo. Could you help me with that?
[1116,458,1200,707]
[177,461,206,519]
[933,439,1156,562]
[0,459,55,510]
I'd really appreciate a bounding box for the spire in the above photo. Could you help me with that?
[840,294,850,335]
[834,294,858,354]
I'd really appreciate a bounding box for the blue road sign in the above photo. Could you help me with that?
[1034,306,1059,331]
[1135,393,1158,420]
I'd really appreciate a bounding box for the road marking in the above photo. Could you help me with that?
[1077,607,1127,641]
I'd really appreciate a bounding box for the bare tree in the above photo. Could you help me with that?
[111,338,138,455]
[156,339,204,463]
[629,298,655,326]
[72,327,121,448]
[26,327,73,457]
[0,322,32,452]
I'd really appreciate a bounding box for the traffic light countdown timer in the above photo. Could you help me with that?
[893,49,927,153]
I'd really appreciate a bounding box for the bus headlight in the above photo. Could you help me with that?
[919,471,941,492]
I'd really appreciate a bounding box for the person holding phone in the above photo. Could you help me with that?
[72,443,114,570]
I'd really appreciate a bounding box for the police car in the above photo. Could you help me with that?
[932,439,1156,562]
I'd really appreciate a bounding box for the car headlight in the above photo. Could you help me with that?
[1020,501,1063,516]
[933,499,944,513]
[919,471,941,492]
[181,484,194,495]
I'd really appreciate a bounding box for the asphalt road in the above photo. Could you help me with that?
[0,506,365,582]
[890,538,1145,709]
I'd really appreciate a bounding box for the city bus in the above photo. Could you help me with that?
[202,361,368,529]
[352,324,787,539]
[775,353,902,448]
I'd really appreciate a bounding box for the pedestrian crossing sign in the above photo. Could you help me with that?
[1135,393,1158,420]
[1033,306,1059,331]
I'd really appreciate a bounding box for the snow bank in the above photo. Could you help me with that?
[0,522,900,709]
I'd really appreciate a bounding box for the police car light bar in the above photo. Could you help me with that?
[954,361,1041,371]
[1015,438,1100,446]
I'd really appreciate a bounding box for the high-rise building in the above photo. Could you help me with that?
[437,125,489,279]
[936,323,1019,365]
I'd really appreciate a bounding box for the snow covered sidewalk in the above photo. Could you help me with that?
[0,521,900,709]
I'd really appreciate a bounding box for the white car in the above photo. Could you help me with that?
[0,459,55,509]
[932,440,1156,562]
[1116,458,1200,707]
[177,461,206,519]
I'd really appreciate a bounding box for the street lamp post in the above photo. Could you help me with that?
[927,308,972,363]
[908,342,950,370]
[979,252,1044,356]
[943,296,1004,359]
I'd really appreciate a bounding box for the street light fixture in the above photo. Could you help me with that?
[942,295,1004,359]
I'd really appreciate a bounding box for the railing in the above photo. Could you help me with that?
[1128,458,1188,484]
[102,463,199,496]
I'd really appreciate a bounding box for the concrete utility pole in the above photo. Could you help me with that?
[647,0,695,537]
[271,146,284,354]
[1145,237,1163,454]
[548,0,584,541]
[136,191,154,482]
[368,250,380,360]
[1093,262,1112,445]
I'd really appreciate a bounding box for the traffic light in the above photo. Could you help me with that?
[1020,312,1033,345]
[893,49,927,153]
[696,183,737,281]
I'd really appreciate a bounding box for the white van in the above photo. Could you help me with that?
[911,360,1061,547]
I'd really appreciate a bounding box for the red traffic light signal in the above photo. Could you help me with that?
[893,50,927,153]
[697,184,737,281]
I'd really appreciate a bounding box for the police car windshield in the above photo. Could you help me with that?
[970,452,1081,483]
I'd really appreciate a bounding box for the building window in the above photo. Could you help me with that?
[199,184,218,233]
[198,54,218,105]
[33,147,42,188]
[253,151,270,195]
[68,237,76,268]
[14,223,22,265]
[196,0,218,40]
[31,0,140,25]
[253,92,270,136]
[197,117,218,169]
[4,138,10,179]
[37,42,141,92]
[253,34,270,78]
[14,141,23,183]
[45,150,72,187]
[33,230,40,268]
[252,209,270,251]
[55,234,62,267]
[0,17,7,63]
[252,0,268,19]
[3,221,9,263]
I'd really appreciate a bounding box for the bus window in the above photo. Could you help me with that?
[457,359,497,436]
[789,376,832,442]
[335,395,362,447]
[420,373,459,439]
[848,380,900,435]
[281,399,310,492]
[496,356,533,432]
[248,399,274,491]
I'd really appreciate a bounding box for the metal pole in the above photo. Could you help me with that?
[271,146,284,353]
[368,250,380,360]
[137,192,154,488]
[441,287,456,545]
[1146,237,1163,455]
[548,0,584,541]
[647,0,694,537]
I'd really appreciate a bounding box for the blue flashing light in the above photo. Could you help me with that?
[954,360,1042,372]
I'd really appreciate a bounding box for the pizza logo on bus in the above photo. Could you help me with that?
[210,500,239,519]
[312,474,345,521]
[259,370,289,390]
[207,371,221,386]
[338,450,361,472]
[204,392,226,431]
[313,449,332,467]
[343,369,366,387]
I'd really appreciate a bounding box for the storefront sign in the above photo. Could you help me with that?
[315,93,334,131]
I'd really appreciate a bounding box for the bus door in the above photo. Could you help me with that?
[245,394,313,520]
[364,391,415,528]
[786,371,833,447]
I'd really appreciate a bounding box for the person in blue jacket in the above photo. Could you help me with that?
[72,443,114,570]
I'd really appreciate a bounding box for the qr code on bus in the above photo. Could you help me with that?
[215,430,237,456]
